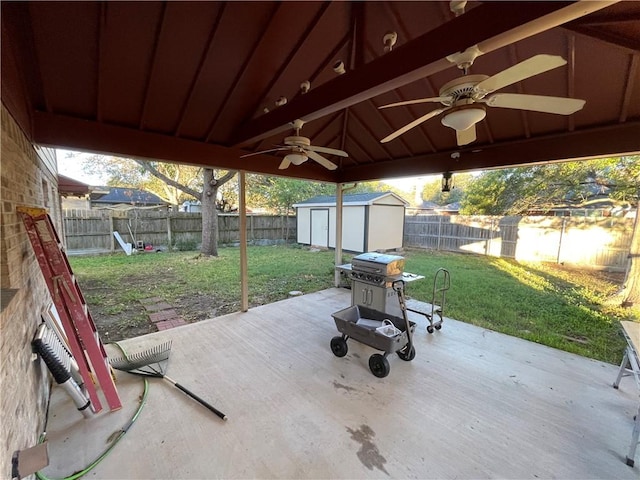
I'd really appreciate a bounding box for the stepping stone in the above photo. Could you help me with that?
[148,309,180,323]
[156,318,188,331]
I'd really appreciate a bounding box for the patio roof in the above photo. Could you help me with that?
[2,1,639,183]
[57,174,90,196]
[40,289,638,478]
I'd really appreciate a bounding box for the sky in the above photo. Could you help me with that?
[57,149,107,184]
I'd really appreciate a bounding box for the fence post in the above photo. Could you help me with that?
[437,216,442,251]
[167,215,172,249]
[109,213,115,252]
[488,217,494,256]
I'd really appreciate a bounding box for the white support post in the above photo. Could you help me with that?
[334,183,344,287]
[239,171,249,312]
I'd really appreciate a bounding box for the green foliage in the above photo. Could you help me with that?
[421,172,474,205]
[173,237,198,251]
[244,176,394,214]
[459,170,510,214]
[460,156,640,215]
[245,176,332,214]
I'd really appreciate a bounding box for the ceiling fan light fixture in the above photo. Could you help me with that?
[285,153,308,165]
[441,106,486,131]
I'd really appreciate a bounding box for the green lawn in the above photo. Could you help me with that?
[69,245,638,364]
[401,249,637,364]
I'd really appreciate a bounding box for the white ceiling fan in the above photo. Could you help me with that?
[379,54,586,146]
[240,119,348,170]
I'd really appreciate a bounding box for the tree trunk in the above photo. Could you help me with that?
[622,201,640,307]
[201,168,219,256]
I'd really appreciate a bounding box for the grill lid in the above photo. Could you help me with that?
[352,252,405,276]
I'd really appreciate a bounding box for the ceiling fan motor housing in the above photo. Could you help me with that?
[284,135,311,147]
[439,74,489,103]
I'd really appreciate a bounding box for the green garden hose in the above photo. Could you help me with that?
[36,343,148,480]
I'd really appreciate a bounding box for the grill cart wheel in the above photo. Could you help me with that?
[369,354,390,378]
[397,345,416,361]
[435,324,442,330]
[330,336,348,357]
[427,325,435,334]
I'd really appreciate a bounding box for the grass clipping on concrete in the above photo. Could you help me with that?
[69,245,638,364]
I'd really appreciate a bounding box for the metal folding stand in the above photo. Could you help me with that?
[404,268,450,333]
[613,321,640,467]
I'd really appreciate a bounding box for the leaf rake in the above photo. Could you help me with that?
[109,341,227,421]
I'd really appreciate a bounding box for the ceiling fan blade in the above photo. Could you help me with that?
[381,107,448,143]
[240,147,288,158]
[306,150,338,170]
[456,124,477,146]
[484,93,586,115]
[378,97,452,109]
[278,157,291,170]
[474,54,567,96]
[306,144,348,157]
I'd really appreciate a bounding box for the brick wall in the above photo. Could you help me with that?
[1,104,60,478]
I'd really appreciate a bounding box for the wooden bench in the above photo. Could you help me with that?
[613,321,640,467]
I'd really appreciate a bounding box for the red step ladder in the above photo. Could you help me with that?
[18,207,121,412]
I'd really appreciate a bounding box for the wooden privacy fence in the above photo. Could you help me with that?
[404,214,634,271]
[63,209,296,253]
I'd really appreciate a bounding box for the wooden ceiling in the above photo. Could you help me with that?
[2,1,639,183]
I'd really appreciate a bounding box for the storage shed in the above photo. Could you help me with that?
[293,192,408,253]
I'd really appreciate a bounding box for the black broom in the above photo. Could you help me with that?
[109,341,227,421]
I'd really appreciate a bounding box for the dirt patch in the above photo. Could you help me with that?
[172,294,239,323]
[83,277,245,342]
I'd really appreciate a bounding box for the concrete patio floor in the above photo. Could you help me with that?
[40,288,638,479]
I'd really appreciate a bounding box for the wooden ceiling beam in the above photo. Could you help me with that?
[563,24,640,52]
[138,2,167,130]
[32,112,338,182]
[231,1,617,146]
[337,122,640,182]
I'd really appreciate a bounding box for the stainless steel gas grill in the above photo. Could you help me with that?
[332,252,451,377]
[343,252,422,318]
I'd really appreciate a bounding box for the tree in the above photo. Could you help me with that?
[245,176,391,215]
[78,153,235,256]
[81,154,203,208]
[131,161,235,256]
[421,172,474,206]
[460,158,639,215]
[622,205,640,307]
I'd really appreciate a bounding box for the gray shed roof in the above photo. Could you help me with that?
[294,191,408,207]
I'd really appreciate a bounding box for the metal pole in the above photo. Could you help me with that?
[557,216,566,264]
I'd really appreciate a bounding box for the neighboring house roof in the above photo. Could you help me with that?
[293,192,408,207]
[435,202,461,212]
[90,187,167,205]
[57,174,91,196]
[415,201,440,210]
